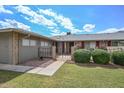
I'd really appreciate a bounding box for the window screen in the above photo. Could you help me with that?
[41,41,45,46]
[41,41,50,46]
[22,39,30,46]
[30,40,36,46]
[44,42,48,46]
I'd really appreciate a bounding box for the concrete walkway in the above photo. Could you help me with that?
[0,55,71,76]
[0,63,34,72]
[37,61,65,76]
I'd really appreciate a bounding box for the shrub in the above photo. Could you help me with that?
[73,49,91,63]
[92,49,110,64]
[112,51,124,66]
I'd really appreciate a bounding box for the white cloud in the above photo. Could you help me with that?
[97,27,124,33]
[0,19,31,31]
[16,6,85,35]
[83,24,95,32]
[48,26,55,30]
[0,5,13,14]
[50,29,66,36]
[51,31,66,36]
[56,15,73,29]
[51,29,60,33]
[15,5,57,27]
[39,9,56,16]
[15,5,35,16]
[39,9,82,34]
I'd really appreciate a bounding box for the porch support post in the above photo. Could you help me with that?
[12,32,19,65]
[71,46,76,60]
[64,42,66,54]
[71,46,75,55]
[52,46,56,60]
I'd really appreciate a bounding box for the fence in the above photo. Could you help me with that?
[39,46,52,58]
[107,46,124,53]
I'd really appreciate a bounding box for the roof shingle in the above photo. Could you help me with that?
[52,31,124,41]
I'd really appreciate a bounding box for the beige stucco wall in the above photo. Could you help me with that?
[18,34,52,63]
[0,32,13,64]
[18,34,39,63]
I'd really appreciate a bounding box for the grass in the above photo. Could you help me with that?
[0,63,124,88]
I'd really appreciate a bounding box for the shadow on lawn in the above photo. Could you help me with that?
[0,70,23,85]
[75,63,124,69]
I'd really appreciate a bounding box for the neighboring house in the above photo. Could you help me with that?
[52,31,124,54]
[0,28,124,64]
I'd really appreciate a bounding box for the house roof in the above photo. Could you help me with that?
[52,31,124,41]
[1,28,124,42]
[0,28,54,41]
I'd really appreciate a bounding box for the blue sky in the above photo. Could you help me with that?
[0,5,124,37]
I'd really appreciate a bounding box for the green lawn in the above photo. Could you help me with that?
[0,63,124,88]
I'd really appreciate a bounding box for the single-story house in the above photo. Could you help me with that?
[52,31,124,54]
[0,28,124,64]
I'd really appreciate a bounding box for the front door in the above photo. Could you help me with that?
[85,42,96,49]
[84,42,90,49]
[90,42,96,48]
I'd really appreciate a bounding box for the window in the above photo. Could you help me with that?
[30,40,36,46]
[41,41,51,47]
[22,39,37,46]
[41,41,45,46]
[22,39,30,46]
[44,42,48,46]
[112,41,118,46]
[118,41,124,46]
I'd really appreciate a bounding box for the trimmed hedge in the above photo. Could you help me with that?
[92,49,110,64]
[73,49,91,63]
[112,51,124,66]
